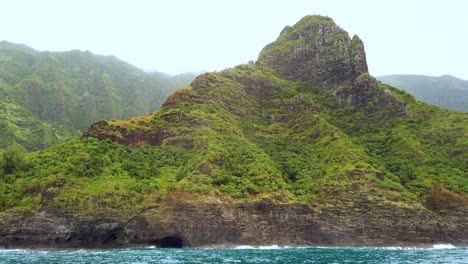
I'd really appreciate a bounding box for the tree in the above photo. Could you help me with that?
[0,143,25,175]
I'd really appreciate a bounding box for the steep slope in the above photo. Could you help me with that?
[0,86,74,151]
[0,16,466,249]
[258,15,368,85]
[0,41,197,151]
[378,74,468,112]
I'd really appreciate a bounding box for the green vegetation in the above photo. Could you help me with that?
[378,74,468,112]
[0,137,191,212]
[0,143,25,176]
[0,16,466,217]
[0,87,74,151]
[1,62,466,214]
[0,41,197,151]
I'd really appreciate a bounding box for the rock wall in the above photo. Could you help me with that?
[258,16,368,86]
[1,191,466,249]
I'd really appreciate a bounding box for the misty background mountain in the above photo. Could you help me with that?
[0,41,198,151]
[377,74,468,112]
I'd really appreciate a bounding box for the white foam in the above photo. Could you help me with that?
[234,245,255,249]
[234,245,288,250]
[258,245,283,250]
[367,244,458,250]
[0,249,27,252]
[313,245,460,251]
[431,244,456,249]
[381,247,418,250]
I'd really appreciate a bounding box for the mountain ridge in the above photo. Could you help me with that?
[0,41,198,151]
[377,74,468,112]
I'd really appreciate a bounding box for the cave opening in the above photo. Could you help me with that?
[158,236,183,248]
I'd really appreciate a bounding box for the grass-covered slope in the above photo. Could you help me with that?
[0,41,197,151]
[378,74,468,112]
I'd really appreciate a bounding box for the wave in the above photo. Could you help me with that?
[234,245,290,250]
[233,244,461,251]
[381,247,418,250]
[431,244,457,250]
[348,245,459,251]
[0,249,27,252]
[381,244,458,250]
[2,243,463,252]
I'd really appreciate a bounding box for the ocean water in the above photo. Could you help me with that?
[0,245,466,264]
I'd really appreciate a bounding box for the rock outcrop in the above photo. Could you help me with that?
[83,120,167,147]
[258,15,368,86]
[1,190,467,249]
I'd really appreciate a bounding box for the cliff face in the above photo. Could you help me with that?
[257,16,403,122]
[1,190,467,249]
[1,15,467,249]
[258,16,368,85]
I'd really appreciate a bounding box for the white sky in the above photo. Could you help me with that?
[2,0,467,79]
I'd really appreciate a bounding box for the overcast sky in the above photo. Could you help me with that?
[2,0,467,79]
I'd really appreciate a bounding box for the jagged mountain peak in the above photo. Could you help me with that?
[258,15,368,86]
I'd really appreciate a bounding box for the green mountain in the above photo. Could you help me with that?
[0,41,197,151]
[377,74,468,112]
[0,16,467,249]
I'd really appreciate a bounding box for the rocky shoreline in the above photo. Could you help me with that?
[1,189,467,250]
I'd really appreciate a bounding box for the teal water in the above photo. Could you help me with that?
[0,245,466,263]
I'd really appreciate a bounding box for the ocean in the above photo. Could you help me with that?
[0,245,466,264]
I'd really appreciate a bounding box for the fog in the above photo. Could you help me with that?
[2,0,467,79]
